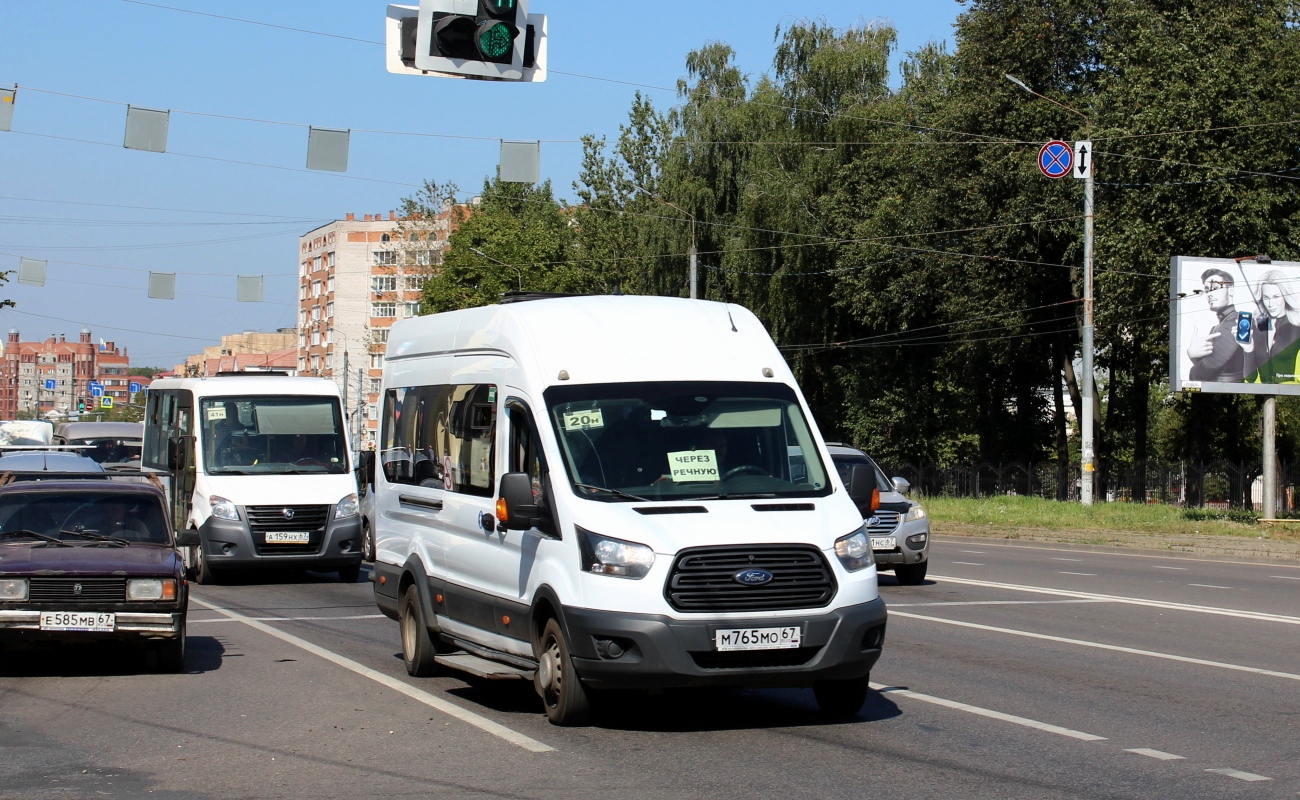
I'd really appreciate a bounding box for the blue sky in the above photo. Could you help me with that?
[0,1,963,367]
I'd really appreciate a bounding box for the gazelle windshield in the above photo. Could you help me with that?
[544,381,831,502]
[200,395,347,475]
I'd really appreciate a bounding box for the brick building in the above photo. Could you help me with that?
[0,328,134,418]
[297,207,462,445]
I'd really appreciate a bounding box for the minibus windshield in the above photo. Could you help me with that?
[545,381,832,502]
[200,395,348,475]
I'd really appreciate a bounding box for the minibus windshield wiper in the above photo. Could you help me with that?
[690,492,780,500]
[574,483,649,502]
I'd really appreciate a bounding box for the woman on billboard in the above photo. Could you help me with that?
[1240,269,1300,383]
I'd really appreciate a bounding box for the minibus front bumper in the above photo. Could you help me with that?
[561,597,886,690]
[198,511,362,570]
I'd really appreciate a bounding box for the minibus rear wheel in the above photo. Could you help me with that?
[813,676,869,718]
[400,587,439,677]
[536,618,592,726]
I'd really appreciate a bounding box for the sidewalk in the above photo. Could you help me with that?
[935,523,1300,565]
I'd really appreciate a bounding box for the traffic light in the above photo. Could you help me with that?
[414,0,530,80]
[77,399,85,413]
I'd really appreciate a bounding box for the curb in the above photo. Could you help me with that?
[931,533,1300,568]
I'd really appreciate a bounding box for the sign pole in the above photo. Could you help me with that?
[1081,145,1095,505]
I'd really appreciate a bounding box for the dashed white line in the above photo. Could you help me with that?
[890,611,1300,682]
[1187,584,1232,589]
[1205,768,1271,782]
[929,575,1300,626]
[959,550,986,554]
[1269,575,1300,580]
[871,683,1106,741]
[1126,748,1184,761]
[191,614,386,624]
[1051,557,1082,562]
[191,598,554,753]
[888,600,1108,608]
[1152,566,1188,571]
[952,561,984,566]
[1058,572,1096,576]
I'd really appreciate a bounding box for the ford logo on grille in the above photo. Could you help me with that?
[734,569,773,586]
[282,508,295,520]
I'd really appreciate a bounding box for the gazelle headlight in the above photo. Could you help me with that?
[334,493,359,519]
[209,495,239,521]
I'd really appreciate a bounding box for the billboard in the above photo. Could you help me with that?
[1171,256,1300,395]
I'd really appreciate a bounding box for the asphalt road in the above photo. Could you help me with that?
[2,540,1298,799]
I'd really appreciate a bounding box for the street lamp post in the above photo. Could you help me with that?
[1006,74,1097,505]
[632,185,698,299]
[469,247,523,290]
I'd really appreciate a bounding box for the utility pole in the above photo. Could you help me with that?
[356,365,365,451]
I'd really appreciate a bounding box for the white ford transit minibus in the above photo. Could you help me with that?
[371,295,886,725]
[143,375,363,584]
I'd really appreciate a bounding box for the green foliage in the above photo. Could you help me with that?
[1179,507,1260,525]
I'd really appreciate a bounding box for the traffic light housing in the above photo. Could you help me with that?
[77,399,85,413]
[414,0,529,80]
[387,4,547,81]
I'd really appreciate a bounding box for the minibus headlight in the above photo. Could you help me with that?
[126,578,177,602]
[834,528,874,572]
[0,578,28,601]
[578,528,655,579]
[334,493,359,519]
[905,504,927,522]
[209,495,239,521]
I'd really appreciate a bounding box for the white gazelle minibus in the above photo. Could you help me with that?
[371,295,887,725]
[143,375,363,584]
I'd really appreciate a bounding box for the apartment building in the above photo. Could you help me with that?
[297,208,460,446]
[172,329,298,376]
[0,328,134,418]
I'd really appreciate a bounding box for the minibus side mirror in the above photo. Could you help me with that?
[174,529,200,548]
[848,465,880,515]
[497,472,541,531]
[892,477,911,495]
[167,438,182,472]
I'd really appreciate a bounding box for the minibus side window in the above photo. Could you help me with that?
[445,384,496,497]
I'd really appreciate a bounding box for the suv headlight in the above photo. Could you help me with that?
[0,578,28,601]
[126,579,177,601]
[334,493,359,519]
[578,528,655,579]
[905,504,927,522]
[834,527,874,572]
[209,495,239,521]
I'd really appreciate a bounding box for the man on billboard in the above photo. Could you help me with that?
[1187,268,1243,382]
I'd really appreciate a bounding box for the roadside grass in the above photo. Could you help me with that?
[920,495,1300,540]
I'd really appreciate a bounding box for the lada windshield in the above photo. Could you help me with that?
[200,395,348,475]
[67,437,142,466]
[0,491,169,545]
[544,381,832,502]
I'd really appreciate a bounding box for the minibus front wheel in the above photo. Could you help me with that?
[813,676,870,718]
[536,618,592,726]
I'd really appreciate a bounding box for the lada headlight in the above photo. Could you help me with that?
[578,527,655,579]
[834,527,874,572]
[334,493,359,519]
[209,495,239,521]
[0,578,28,601]
[905,504,927,522]
[127,579,177,601]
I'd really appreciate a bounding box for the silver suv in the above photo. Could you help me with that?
[826,445,930,584]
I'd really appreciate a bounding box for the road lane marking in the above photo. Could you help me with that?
[1187,584,1232,589]
[191,598,554,753]
[871,683,1106,741]
[1270,575,1300,580]
[890,611,1300,682]
[1205,768,1271,782]
[1152,566,1188,571]
[1126,748,1184,760]
[190,614,387,624]
[888,600,1108,608]
[1058,572,1096,576]
[959,550,985,554]
[952,561,984,566]
[930,575,1300,626]
[1051,557,1082,562]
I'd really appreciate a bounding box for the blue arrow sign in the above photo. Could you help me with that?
[1038,140,1073,179]
[129,382,141,393]
[90,386,103,397]
[43,379,56,390]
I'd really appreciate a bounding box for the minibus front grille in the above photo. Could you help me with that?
[29,577,127,603]
[246,504,329,555]
[664,545,836,612]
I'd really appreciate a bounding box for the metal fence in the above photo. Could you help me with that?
[879,460,1297,510]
